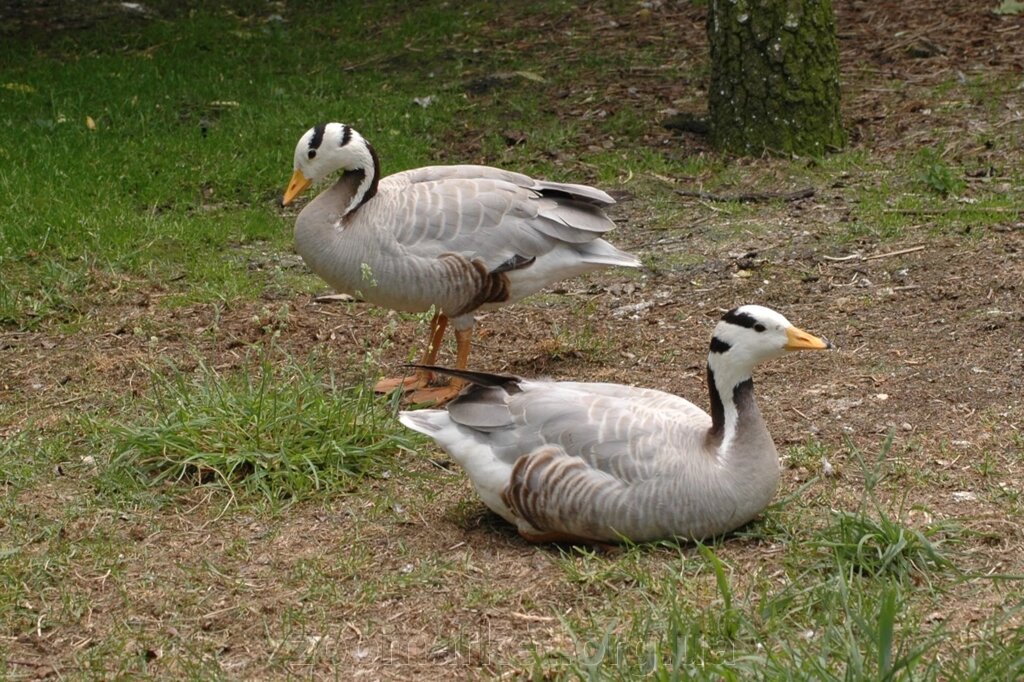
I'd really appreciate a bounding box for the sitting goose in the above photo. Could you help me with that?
[399,305,831,544]
[282,123,640,404]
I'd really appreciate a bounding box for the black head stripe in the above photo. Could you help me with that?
[722,308,758,329]
[341,124,352,147]
[709,336,731,354]
[309,123,327,151]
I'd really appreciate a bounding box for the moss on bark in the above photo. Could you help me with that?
[707,0,845,156]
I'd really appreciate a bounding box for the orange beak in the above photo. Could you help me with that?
[282,169,313,206]
[784,326,832,351]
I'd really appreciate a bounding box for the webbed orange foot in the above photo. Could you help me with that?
[406,380,465,406]
[374,369,431,394]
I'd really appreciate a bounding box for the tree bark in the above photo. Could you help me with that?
[707,0,845,156]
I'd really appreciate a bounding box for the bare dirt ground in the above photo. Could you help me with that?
[2,1,1023,679]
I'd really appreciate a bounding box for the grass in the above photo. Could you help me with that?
[2,0,1024,679]
[536,550,929,679]
[92,348,413,502]
[0,1,506,329]
[3,3,1018,326]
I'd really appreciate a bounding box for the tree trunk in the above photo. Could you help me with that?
[707,0,845,156]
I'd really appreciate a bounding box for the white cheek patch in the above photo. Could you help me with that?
[294,130,316,170]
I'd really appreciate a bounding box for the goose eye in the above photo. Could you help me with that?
[307,149,317,160]
[754,323,766,332]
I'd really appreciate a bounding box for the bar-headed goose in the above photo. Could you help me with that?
[282,123,640,404]
[399,305,831,544]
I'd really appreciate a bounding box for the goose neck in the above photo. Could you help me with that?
[705,353,756,449]
[340,140,381,218]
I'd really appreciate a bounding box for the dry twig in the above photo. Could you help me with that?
[823,245,927,263]
[882,207,1022,215]
[865,245,927,260]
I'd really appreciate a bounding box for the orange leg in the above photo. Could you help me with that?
[406,326,472,405]
[374,312,448,394]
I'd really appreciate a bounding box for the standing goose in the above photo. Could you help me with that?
[282,123,640,404]
[399,305,831,544]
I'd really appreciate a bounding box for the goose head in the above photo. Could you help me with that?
[709,305,831,394]
[283,123,377,206]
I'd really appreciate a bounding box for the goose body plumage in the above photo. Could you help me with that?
[283,123,640,402]
[400,305,831,544]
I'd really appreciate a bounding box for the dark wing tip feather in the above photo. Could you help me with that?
[532,180,615,207]
[406,364,523,392]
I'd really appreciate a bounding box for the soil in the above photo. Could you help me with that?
[2,1,1023,679]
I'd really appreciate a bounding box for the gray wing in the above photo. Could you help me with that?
[448,379,710,484]
[394,165,616,206]
[375,166,619,270]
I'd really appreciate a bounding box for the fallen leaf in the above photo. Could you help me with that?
[514,70,546,83]
[85,115,97,130]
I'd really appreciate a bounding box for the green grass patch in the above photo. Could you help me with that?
[810,434,961,582]
[93,350,411,502]
[532,544,961,679]
[813,508,956,581]
[914,147,964,197]
[0,1,506,329]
